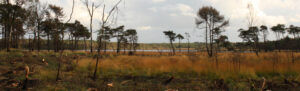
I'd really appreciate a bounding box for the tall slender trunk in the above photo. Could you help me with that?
[90,17,93,53]
[32,30,37,51]
[72,36,75,51]
[37,23,41,52]
[187,39,190,54]
[16,35,18,48]
[93,24,105,80]
[179,39,181,52]
[123,43,126,54]
[170,40,175,55]
[93,44,100,80]
[7,26,12,52]
[56,57,61,81]
[215,44,219,69]
[209,20,214,57]
[84,37,87,51]
[93,34,102,80]
[28,36,31,51]
[205,22,209,56]
[68,34,71,50]
[1,26,4,49]
[47,34,50,52]
[104,41,107,54]
[263,33,267,52]
[254,41,259,56]
[117,38,121,54]
[56,28,65,81]
[75,38,79,50]
[3,26,6,50]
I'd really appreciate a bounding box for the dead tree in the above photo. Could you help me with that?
[55,0,75,81]
[93,0,122,80]
[82,0,101,53]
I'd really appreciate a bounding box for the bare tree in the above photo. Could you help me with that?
[93,0,122,80]
[49,0,75,81]
[246,3,257,27]
[82,0,101,53]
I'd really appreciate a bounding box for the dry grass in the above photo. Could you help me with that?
[1,51,300,90]
[77,52,300,80]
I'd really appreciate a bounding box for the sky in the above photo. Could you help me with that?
[41,0,300,43]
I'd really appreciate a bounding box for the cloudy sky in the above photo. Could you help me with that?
[42,0,300,43]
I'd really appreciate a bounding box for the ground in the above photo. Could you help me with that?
[0,50,300,91]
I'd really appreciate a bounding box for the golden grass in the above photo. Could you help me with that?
[76,52,300,79]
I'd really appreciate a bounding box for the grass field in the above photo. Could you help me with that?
[0,50,300,90]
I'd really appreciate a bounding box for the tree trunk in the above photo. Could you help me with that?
[187,40,190,54]
[37,23,40,52]
[123,44,126,54]
[90,16,93,53]
[205,22,209,56]
[179,39,181,52]
[215,42,220,69]
[47,34,50,52]
[72,36,75,51]
[76,38,79,50]
[170,40,175,55]
[28,36,31,51]
[56,57,61,81]
[6,26,12,52]
[104,41,107,54]
[263,33,267,52]
[1,26,4,49]
[84,37,87,51]
[93,37,102,80]
[117,39,121,54]
[56,29,65,81]
[210,28,214,57]
[254,41,259,56]
[32,30,36,51]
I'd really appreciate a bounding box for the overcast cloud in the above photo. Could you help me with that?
[41,0,300,43]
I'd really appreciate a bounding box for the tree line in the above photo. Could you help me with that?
[0,0,138,54]
[162,6,299,58]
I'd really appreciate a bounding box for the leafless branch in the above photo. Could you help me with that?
[66,0,75,23]
[102,0,122,26]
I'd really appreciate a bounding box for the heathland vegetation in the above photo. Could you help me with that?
[0,0,300,91]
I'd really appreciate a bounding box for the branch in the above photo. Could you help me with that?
[83,0,92,16]
[66,0,75,23]
[101,5,106,24]
[103,0,122,24]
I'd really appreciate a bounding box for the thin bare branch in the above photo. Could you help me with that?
[103,0,122,25]
[66,0,75,23]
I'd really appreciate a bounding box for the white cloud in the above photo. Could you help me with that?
[149,7,158,12]
[177,4,195,17]
[169,13,177,17]
[40,0,300,43]
[177,4,193,13]
[288,14,300,23]
[137,26,152,31]
[152,0,166,3]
